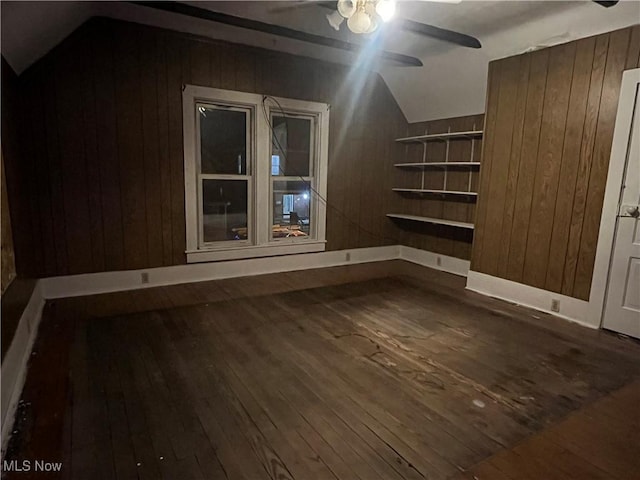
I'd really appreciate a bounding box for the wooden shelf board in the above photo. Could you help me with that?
[386,213,474,229]
[394,162,481,168]
[395,130,483,143]
[392,188,478,197]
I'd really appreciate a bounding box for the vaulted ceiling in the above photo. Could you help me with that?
[2,1,638,122]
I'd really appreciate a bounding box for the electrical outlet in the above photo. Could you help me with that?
[141,272,149,284]
[551,299,560,313]
[345,252,351,262]
[436,256,442,267]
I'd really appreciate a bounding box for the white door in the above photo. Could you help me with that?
[603,81,640,339]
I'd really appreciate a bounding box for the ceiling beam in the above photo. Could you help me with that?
[129,1,423,67]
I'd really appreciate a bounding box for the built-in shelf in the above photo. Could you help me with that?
[394,162,481,169]
[386,213,474,230]
[392,188,478,198]
[395,130,483,144]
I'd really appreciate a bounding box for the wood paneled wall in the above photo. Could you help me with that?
[393,114,484,260]
[472,25,640,300]
[1,58,24,284]
[1,152,16,294]
[8,17,408,277]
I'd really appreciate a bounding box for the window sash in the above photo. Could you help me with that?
[195,101,253,249]
[270,177,315,242]
[269,111,316,178]
[198,177,252,249]
[196,102,252,176]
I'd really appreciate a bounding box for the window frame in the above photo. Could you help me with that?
[183,85,329,263]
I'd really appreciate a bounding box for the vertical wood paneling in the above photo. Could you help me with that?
[155,32,174,266]
[474,25,637,301]
[545,37,595,293]
[624,25,640,70]
[561,34,609,296]
[166,36,187,266]
[480,55,521,276]
[471,62,501,272]
[93,24,125,271]
[79,39,106,273]
[44,61,70,275]
[504,49,549,283]
[522,42,575,289]
[114,25,148,270]
[56,44,95,274]
[26,75,57,276]
[573,27,632,299]
[497,54,530,279]
[1,58,36,276]
[10,18,407,277]
[140,32,164,268]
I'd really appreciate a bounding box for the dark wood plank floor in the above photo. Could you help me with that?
[4,261,640,479]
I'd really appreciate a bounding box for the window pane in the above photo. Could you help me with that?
[272,180,311,238]
[202,179,248,242]
[271,115,311,177]
[199,105,247,175]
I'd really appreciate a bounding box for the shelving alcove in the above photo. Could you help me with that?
[387,126,483,230]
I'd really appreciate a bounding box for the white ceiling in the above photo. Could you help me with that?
[2,1,639,122]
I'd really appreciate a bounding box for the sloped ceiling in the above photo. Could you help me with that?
[2,1,639,122]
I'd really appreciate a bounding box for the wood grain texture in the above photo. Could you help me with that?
[451,380,640,480]
[1,57,35,277]
[470,62,501,273]
[4,261,640,480]
[9,17,407,277]
[473,25,639,300]
[573,27,632,299]
[522,42,576,289]
[479,55,521,276]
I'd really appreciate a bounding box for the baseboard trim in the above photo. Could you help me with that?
[1,282,46,456]
[39,246,475,299]
[400,246,470,277]
[466,270,595,329]
[40,246,401,299]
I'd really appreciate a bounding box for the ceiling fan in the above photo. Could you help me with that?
[271,0,481,49]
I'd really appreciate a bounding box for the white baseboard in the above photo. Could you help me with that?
[466,270,595,328]
[38,245,476,299]
[400,246,470,277]
[1,282,46,456]
[40,246,401,299]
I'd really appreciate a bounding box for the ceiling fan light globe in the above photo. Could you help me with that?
[365,17,379,33]
[347,10,371,33]
[337,0,357,18]
[375,0,396,22]
[326,11,345,30]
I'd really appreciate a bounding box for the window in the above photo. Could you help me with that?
[183,86,329,263]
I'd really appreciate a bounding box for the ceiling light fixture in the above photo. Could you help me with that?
[335,0,396,34]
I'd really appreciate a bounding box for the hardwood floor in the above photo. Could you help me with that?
[451,380,640,480]
[4,261,640,479]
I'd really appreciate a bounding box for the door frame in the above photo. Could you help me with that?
[589,68,640,328]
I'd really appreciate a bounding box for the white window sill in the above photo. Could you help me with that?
[186,241,327,263]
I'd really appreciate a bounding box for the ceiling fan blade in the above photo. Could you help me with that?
[592,0,619,6]
[130,1,423,67]
[394,19,481,49]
